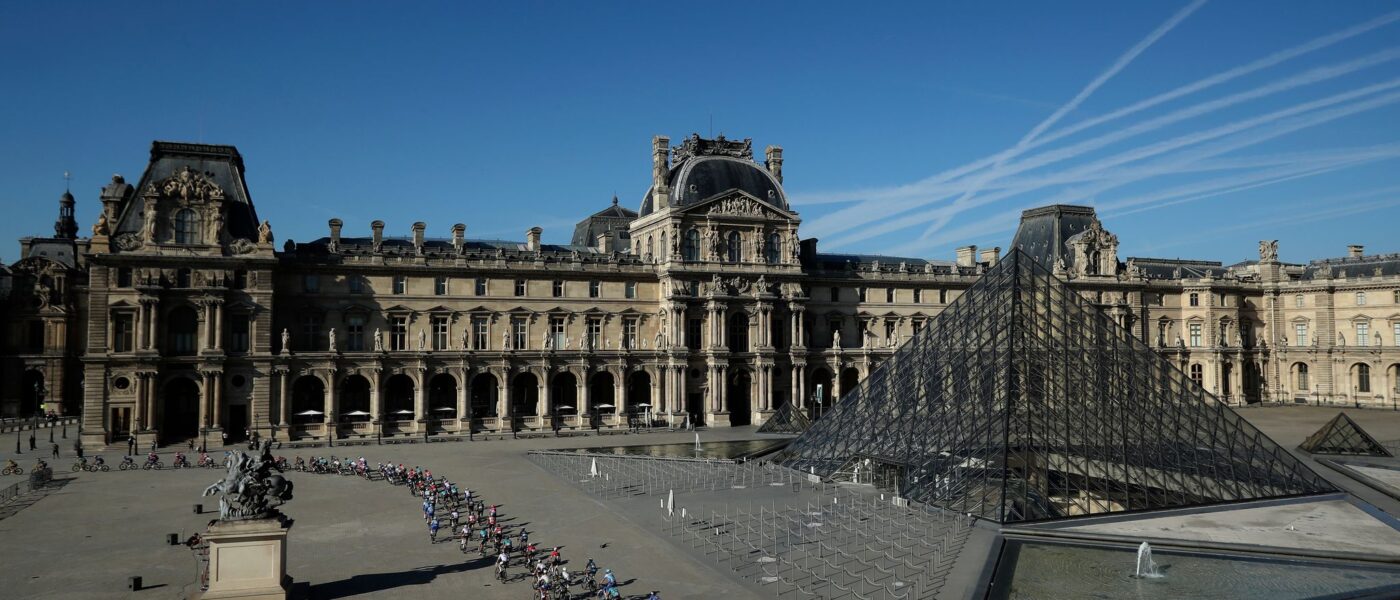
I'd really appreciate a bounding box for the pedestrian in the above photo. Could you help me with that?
[29,433,36,451]
[188,439,195,451]
[150,439,157,453]
[220,431,228,446]
[127,435,136,456]
[51,442,60,459]
[73,439,83,460]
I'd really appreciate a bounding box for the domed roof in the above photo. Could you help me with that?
[639,135,787,217]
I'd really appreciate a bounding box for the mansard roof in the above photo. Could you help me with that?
[112,142,259,241]
[1008,204,1098,268]
[571,196,636,250]
[811,252,961,274]
[1125,257,1227,280]
[639,134,787,217]
[1302,252,1400,280]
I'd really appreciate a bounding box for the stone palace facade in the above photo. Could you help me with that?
[1,136,1398,449]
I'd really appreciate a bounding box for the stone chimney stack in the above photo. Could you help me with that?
[371,220,385,251]
[979,246,1001,266]
[764,145,784,184]
[412,222,426,254]
[1348,244,1364,258]
[652,135,671,210]
[526,226,542,252]
[328,218,342,248]
[955,245,978,268]
[597,231,613,253]
[451,223,465,252]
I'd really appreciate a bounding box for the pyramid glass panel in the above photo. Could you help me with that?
[756,399,811,434]
[1299,412,1393,457]
[778,250,1336,524]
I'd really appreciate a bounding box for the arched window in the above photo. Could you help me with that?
[1356,363,1372,393]
[1086,250,1101,275]
[683,229,700,261]
[1295,363,1309,390]
[726,231,741,263]
[766,232,781,264]
[175,209,200,244]
[1189,363,1203,386]
[646,235,653,259]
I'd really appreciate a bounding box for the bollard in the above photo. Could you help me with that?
[194,503,203,514]
[128,576,142,591]
[167,533,179,546]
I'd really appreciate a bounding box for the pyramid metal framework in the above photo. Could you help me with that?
[1299,412,1393,457]
[778,250,1336,524]
[756,399,812,434]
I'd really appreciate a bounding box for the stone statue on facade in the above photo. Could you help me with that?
[461,330,469,351]
[502,330,510,350]
[143,205,158,242]
[1258,240,1279,262]
[373,328,384,352]
[832,329,842,349]
[654,331,664,350]
[281,328,291,354]
[92,212,110,236]
[417,329,427,351]
[328,328,337,352]
[258,220,274,244]
[544,333,554,350]
[202,441,293,521]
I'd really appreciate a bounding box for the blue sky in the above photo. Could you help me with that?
[2,1,1398,265]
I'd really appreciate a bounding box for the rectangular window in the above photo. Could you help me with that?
[512,317,528,350]
[515,279,526,297]
[473,316,488,350]
[230,315,249,353]
[830,287,839,302]
[587,318,602,349]
[232,269,247,290]
[857,287,867,302]
[939,289,948,304]
[1356,322,1369,347]
[885,288,894,303]
[884,320,895,342]
[391,316,408,351]
[346,315,365,352]
[432,316,449,350]
[1294,295,1304,308]
[1189,323,1202,348]
[913,289,922,303]
[475,277,488,296]
[300,314,321,351]
[392,275,406,295]
[348,275,364,294]
[117,267,133,288]
[589,280,601,298]
[1189,293,1199,307]
[623,318,638,349]
[1357,292,1367,306]
[687,318,702,350]
[303,274,319,293]
[1394,323,1400,348]
[1295,323,1308,347]
[113,313,134,352]
[553,280,565,298]
[913,319,924,334]
[625,281,637,299]
[550,317,566,349]
[1394,290,1400,304]
[434,276,448,296]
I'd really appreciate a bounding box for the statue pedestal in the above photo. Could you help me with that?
[194,515,293,600]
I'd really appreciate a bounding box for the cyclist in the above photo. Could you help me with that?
[428,517,440,543]
[145,451,159,466]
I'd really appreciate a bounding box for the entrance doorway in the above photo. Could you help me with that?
[728,371,752,426]
[227,405,248,442]
[161,378,200,445]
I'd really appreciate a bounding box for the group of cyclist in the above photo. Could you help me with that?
[58,450,238,473]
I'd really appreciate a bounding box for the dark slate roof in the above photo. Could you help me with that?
[1009,204,1098,269]
[112,142,259,241]
[1125,257,1224,280]
[639,155,786,216]
[571,196,636,249]
[1302,252,1400,279]
[812,252,962,273]
[290,236,643,262]
[23,239,78,269]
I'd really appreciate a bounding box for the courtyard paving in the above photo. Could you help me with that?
[2,405,1400,599]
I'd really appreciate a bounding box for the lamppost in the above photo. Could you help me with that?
[200,427,208,454]
[328,412,335,448]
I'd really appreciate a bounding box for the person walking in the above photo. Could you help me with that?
[127,434,136,456]
[29,433,36,451]
[50,442,59,459]
[73,439,83,460]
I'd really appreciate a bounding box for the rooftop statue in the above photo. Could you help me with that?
[202,441,293,521]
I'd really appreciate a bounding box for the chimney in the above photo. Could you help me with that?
[526,226,542,252]
[328,218,342,248]
[451,223,465,252]
[979,246,1000,266]
[1348,244,1364,258]
[597,231,613,253]
[652,135,671,210]
[955,245,978,268]
[371,220,385,251]
[411,222,426,254]
[764,145,784,184]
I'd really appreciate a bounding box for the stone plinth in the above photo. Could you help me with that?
[194,515,293,600]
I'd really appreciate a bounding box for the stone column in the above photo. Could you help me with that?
[498,372,511,430]
[538,371,550,428]
[456,371,469,432]
[413,371,426,432]
[212,371,224,430]
[278,369,290,427]
[614,372,624,427]
[134,373,148,431]
[149,305,160,351]
[325,372,338,439]
[145,373,157,431]
[579,374,590,419]
[369,370,382,425]
[198,371,211,429]
[135,302,147,350]
[214,302,224,350]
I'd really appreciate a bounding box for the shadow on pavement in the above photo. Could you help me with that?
[307,559,487,599]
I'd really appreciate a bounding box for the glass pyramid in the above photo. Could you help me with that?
[756,399,812,434]
[778,250,1336,523]
[1299,412,1392,457]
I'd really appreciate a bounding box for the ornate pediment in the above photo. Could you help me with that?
[672,133,752,161]
[146,165,225,203]
[686,191,790,220]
